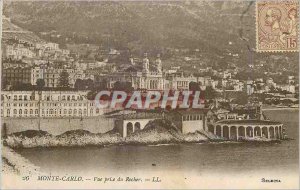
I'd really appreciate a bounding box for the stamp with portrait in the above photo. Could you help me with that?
[256,1,299,52]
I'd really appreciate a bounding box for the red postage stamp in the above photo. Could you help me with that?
[256,1,299,52]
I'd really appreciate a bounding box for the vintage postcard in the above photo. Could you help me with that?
[256,0,299,52]
[1,0,299,189]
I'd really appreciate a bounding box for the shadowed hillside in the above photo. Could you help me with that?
[2,1,298,70]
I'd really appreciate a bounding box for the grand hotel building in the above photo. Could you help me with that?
[1,91,107,118]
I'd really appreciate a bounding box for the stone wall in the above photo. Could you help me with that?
[2,116,115,136]
[182,120,204,134]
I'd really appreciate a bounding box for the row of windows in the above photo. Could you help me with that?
[3,70,31,73]
[182,114,203,121]
[4,108,101,116]
[4,95,84,101]
[7,109,39,115]
[4,102,94,107]
[8,95,33,101]
[3,74,31,77]
[41,103,91,107]
[177,81,190,86]
[43,95,83,101]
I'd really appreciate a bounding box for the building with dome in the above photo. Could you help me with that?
[98,53,165,90]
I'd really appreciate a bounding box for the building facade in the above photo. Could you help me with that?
[1,91,107,118]
[2,67,32,85]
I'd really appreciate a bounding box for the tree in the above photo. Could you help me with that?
[58,70,70,89]
[74,79,84,90]
[204,86,217,100]
[113,81,133,92]
[85,79,94,90]
[233,92,248,105]
[12,82,34,91]
[1,78,7,90]
[189,82,200,91]
[269,85,276,93]
[36,79,45,89]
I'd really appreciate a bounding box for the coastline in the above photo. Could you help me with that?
[2,109,293,176]
[1,145,41,176]
[4,129,213,149]
[3,128,280,149]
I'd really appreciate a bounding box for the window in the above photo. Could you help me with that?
[13,109,17,114]
[19,109,22,115]
[62,95,66,100]
[69,109,72,114]
[96,109,99,114]
[64,109,67,114]
[7,109,10,116]
[30,109,33,114]
[24,95,27,100]
[24,109,28,114]
[74,109,77,115]
[14,95,17,100]
[35,109,39,115]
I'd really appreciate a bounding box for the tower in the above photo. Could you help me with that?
[246,79,253,95]
[155,54,162,73]
[142,53,149,73]
[129,55,135,65]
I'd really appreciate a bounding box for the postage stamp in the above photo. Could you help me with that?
[256,1,299,52]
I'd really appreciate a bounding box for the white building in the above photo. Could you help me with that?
[3,44,36,60]
[1,91,105,118]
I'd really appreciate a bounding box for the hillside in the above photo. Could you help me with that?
[2,1,298,70]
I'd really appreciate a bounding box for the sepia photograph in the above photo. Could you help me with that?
[0,0,299,189]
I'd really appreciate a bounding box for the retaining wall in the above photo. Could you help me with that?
[1,116,115,136]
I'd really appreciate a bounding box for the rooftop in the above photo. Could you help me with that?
[216,120,282,126]
[175,108,209,115]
